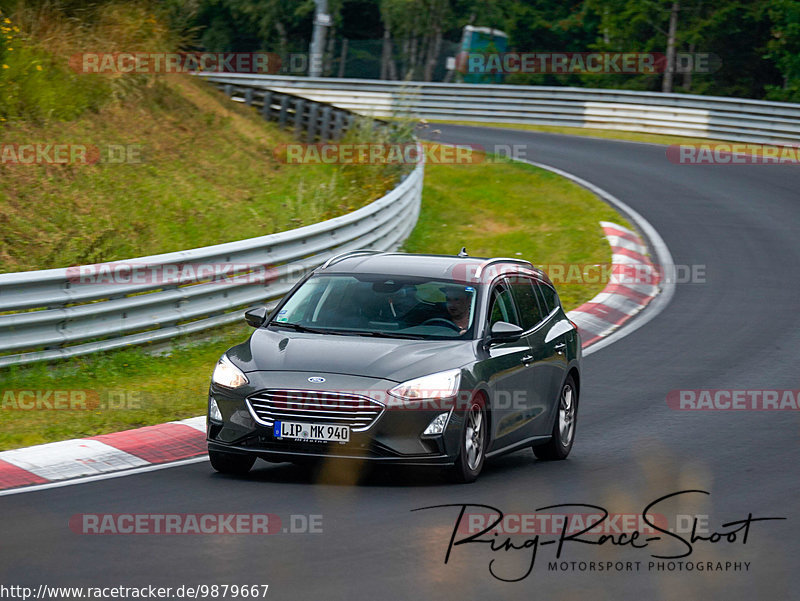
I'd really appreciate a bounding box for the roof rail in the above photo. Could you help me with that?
[320,249,384,270]
[474,258,534,279]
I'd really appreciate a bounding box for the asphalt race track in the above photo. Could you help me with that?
[2,125,798,600]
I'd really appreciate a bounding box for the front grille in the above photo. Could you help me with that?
[246,389,385,432]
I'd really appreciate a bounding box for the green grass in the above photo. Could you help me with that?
[403,153,634,310]
[0,7,111,123]
[0,1,402,272]
[0,152,632,451]
[430,119,733,147]
[0,76,398,271]
[0,322,251,450]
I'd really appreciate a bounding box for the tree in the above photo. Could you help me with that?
[764,0,800,100]
[379,0,451,81]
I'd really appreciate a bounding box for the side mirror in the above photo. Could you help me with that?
[244,306,268,328]
[489,321,524,343]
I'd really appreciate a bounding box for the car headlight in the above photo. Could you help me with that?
[211,355,249,389]
[388,369,461,400]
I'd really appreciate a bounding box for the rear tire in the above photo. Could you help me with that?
[533,375,577,461]
[209,449,256,475]
[449,398,487,483]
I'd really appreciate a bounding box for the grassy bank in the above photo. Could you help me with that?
[0,76,398,272]
[0,2,399,272]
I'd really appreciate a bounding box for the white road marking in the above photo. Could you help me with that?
[0,456,209,497]
[0,439,148,481]
[172,416,207,432]
[600,220,638,236]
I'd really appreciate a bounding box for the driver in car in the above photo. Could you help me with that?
[444,287,473,334]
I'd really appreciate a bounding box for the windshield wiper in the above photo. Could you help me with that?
[353,331,425,340]
[270,323,424,339]
[269,322,330,334]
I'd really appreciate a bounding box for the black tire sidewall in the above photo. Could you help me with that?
[533,375,578,460]
[209,449,256,474]
[557,376,578,453]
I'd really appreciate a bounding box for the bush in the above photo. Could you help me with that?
[764,83,800,103]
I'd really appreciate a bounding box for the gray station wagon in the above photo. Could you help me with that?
[207,250,581,482]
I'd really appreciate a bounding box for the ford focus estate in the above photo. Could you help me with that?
[207,250,581,483]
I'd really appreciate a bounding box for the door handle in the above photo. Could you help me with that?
[554,342,566,354]
[521,354,534,365]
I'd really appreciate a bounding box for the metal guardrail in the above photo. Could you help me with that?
[219,83,358,141]
[200,74,800,145]
[0,85,424,367]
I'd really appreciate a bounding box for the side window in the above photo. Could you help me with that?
[508,276,544,330]
[488,283,521,328]
[535,281,560,315]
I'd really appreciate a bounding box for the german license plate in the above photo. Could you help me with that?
[274,421,350,443]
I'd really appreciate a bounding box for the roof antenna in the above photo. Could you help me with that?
[457,247,469,257]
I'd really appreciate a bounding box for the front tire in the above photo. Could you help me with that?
[533,375,577,461]
[209,449,256,475]
[449,398,487,483]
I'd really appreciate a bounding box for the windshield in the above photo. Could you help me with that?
[270,274,478,339]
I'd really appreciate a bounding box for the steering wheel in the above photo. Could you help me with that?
[421,317,462,331]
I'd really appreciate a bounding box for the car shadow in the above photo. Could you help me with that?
[206,448,570,488]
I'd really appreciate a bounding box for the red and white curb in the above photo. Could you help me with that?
[566,221,659,348]
[0,417,206,493]
[0,222,661,495]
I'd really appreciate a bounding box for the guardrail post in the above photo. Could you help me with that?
[278,94,290,127]
[294,99,306,138]
[306,104,319,143]
[320,106,332,140]
[332,111,344,140]
[244,88,254,106]
[261,91,273,121]
[224,84,233,98]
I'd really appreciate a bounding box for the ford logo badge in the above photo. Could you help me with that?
[307,377,326,383]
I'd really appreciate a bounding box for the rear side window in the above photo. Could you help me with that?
[488,284,520,328]
[535,282,560,315]
[508,277,544,330]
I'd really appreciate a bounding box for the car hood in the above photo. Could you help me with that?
[227,327,477,383]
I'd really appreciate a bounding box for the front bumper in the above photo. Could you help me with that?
[207,371,465,465]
